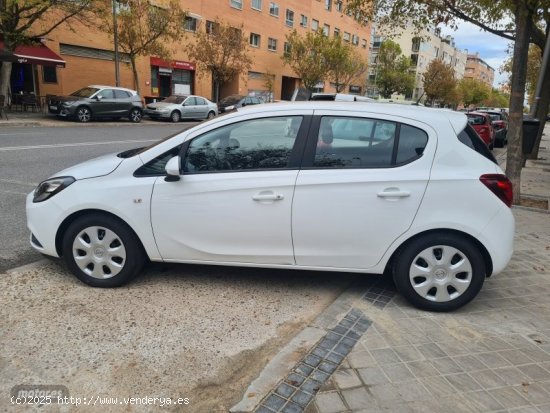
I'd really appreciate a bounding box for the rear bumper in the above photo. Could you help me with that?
[477,205,515,276]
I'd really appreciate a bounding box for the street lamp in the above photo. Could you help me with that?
[112,0,120,87]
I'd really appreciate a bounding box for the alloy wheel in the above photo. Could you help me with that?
[77,107,91,122]
[130,109,142,123]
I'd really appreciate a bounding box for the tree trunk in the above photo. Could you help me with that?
[528,64,550,160]
[505,4,532,205]
[129,56,140,96]
[0,61,13,105]
[215,81,220,103]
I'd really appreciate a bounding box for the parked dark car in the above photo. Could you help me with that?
[466,112,496,149]
[478,110,508,147]
[48,85,144,123]
[217,95,263,113]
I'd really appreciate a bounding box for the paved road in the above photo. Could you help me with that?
[0,122,197,272]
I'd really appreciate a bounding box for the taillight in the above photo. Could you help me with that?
[480,174,513,207]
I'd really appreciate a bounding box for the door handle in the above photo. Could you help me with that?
[377,189,411,198]
[252,192,284,201]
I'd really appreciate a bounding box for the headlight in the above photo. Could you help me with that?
[33,176,75,203]
[225,105,235,111]
[62,101,77,107]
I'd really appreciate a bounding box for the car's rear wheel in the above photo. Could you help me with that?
[62,214,145,287]
[75,106,92,123]
[207,111,216,119]
[129,108,142,123]
[170,111,181,123]
[393,233,486,312]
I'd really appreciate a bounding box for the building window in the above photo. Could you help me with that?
[268,37,278,51]
[312,19,319,30]
[269,2,279,16]
[412,37,421,52]
[300,14,308,27]
[42,66,57,83]
[206,20,218,34]
[286,9,294,27]
[251,0,262,10]
[250,33,261,47]
[352,34,359,45]
[184,16,199,32]
[323,24,330,36]
[335,1,343,11]
[334,28,340,37]
[284,42,291,56]
[230,0,243,9]
[361,38,367,48]
[343,32,350,42]
[325,0,332,10]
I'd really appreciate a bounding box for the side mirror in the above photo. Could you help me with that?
[95,95,103,101]
[241,102,247,106]
[164,156,181,182]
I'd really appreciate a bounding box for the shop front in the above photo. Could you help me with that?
[0,40,65,101]
[149,57,195,102]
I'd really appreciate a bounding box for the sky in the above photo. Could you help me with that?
[440,21,513,88]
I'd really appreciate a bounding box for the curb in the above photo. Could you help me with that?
[230,282,366,412]
[512,204,550,214]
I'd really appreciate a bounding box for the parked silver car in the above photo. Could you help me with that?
[145,95,218,122]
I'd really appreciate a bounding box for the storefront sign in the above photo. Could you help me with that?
[150,56,195,71]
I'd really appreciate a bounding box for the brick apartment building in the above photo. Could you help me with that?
[1,0,371,102]
[464,52,495,88]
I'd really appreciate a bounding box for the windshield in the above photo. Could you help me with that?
[70,87,99,98]
[118,130,185,158]
[162,95,187,104]
[219,95,243,105]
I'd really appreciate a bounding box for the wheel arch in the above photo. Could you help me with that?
[55,209,149,259]
[384,228,493,278]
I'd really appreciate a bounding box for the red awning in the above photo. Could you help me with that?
[150,56,195,71]
[0,41,65,67]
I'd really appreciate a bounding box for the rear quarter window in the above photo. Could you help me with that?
[458,124,497,164]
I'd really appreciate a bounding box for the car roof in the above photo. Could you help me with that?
[467,111,488,117]
[235,101,467,134]
[88,85,137,94]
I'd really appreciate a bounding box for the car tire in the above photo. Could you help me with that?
[129,108,142,123]
[62,213,146,288]
[170,111,181,123]
[392,233,486,312]
[75,106,92,123]
[207,111,216,119]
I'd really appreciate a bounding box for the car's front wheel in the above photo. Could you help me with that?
[393,233,486,312]
[170,110,181,123]
[62,214,146,287]
[75,106,92,123]
[129,108,142,123]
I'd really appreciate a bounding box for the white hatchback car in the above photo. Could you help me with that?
[26,102,515,311]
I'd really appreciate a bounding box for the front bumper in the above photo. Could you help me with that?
[26,192,65,257]
[145,109,170,119]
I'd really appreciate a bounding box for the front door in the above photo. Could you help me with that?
[292,111,434,270]
[151,113,311,264]
[91,89,117,117]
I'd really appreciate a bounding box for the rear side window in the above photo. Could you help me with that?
[396,125,428,164]
[114,90,131,99]
[458,124,497,164]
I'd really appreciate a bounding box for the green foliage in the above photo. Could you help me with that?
[501,44,542,104]
[282,29,331,91]
[186,19,252,102]
[422,59,458,106]
[483,88,510,107]
[325,35,368,92]
[375,40,415,98]
[457,78,491,107]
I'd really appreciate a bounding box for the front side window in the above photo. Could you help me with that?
[184,116,303,173]
[185,97,197,106]
[312,118,429,168]
[97,89,115,99]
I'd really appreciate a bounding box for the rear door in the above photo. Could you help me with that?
[292,111,436,270]
[194,96,209,118]
[113,89,132,115]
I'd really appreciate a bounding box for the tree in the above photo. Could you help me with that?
[99,0,184,95]
[457,78,491,107]
[186,19,252,102]
[325,35,368,92]
[483,88,510,107]
[375,40,415,98]
[0,0,94,102]
[282,29,331,91]
[343,0,550,204]
[422,59,457,106]
[501,43,542,105]
[262,70,275,102]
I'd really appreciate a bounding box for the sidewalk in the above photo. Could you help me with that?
[235,127,550,413]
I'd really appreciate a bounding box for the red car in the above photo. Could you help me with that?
[466,112,496,149]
